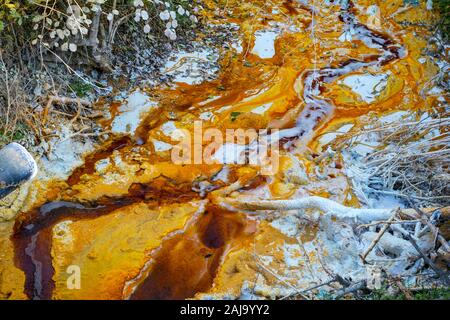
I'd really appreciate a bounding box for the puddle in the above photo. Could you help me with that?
[111,91,158,135]
[128,205,255,300]
[341,73,389,103]
[252,30,279,59]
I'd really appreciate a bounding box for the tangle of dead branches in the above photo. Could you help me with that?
[219,193,450,294]
[358,112,449,207]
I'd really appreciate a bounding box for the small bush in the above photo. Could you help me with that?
[0,1,202,147]
[0,1,25,32]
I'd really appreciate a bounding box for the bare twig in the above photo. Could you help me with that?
[333,280,366,299]
[43,95,92,125]
[404,232,450,286]
[395,279,414,300]
[360,209,399,263]
[408,200,450,253]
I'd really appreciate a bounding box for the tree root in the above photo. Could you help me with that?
[220,196,394,223]
[43,95,92,125]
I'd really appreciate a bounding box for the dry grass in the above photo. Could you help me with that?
[0,52,97,150]
[0,52,37,147]
[363,112,449,206]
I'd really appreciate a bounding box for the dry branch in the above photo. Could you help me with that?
[404,232,450,286]
[333,280,366,299]
[221,196,395,223]
[360,209,399,263]
[43,95,92,125]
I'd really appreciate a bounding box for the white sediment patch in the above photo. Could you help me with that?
[251,103,273,115]
[379,110,409,124]
[159,121,179,138]
[270,214,302,237]
[212,143,246,164]
[283,244,302,268]
[95,158,111,174]
[152,139,173,152]
[224,22,243,54]
[111,91,157,134]
[199,111,214,121]
[216,105,232,113]
[231,40,243,54]
[197,95,221,107]
[339,28,356,42]
[223,197,431,300]
[366,5,381,30]
[341,73,389,103]
[212,166,230,183]
[252,30,279,59]
[161,48,219,85]
[53,220,74,246]
[39,126,95,180]
[342,111,416,209]
[318,123,354,146]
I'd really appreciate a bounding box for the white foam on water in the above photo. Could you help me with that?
[341,73,389,103]
[111,91,157,134]
[252,30,279,59]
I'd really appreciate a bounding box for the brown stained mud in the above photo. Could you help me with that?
[67,136,131,186]
[282,0,299,15]
[12,183,200,300]
[12,202,126,300]
[130,205,256,300]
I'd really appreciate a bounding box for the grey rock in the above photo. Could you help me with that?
[0,143,37,199]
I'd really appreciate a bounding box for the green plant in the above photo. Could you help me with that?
[0,122,30,145]
[367,286,450,300]
[436,0,450,41]
[70,79,94,97]
[0,1,24,32]
[230,111,241,122]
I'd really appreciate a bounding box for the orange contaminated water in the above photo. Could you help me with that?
[11,0,441,299]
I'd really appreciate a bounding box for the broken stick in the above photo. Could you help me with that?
[360,209,399,263]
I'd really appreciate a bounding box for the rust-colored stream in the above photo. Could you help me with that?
[10,0,438,299]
